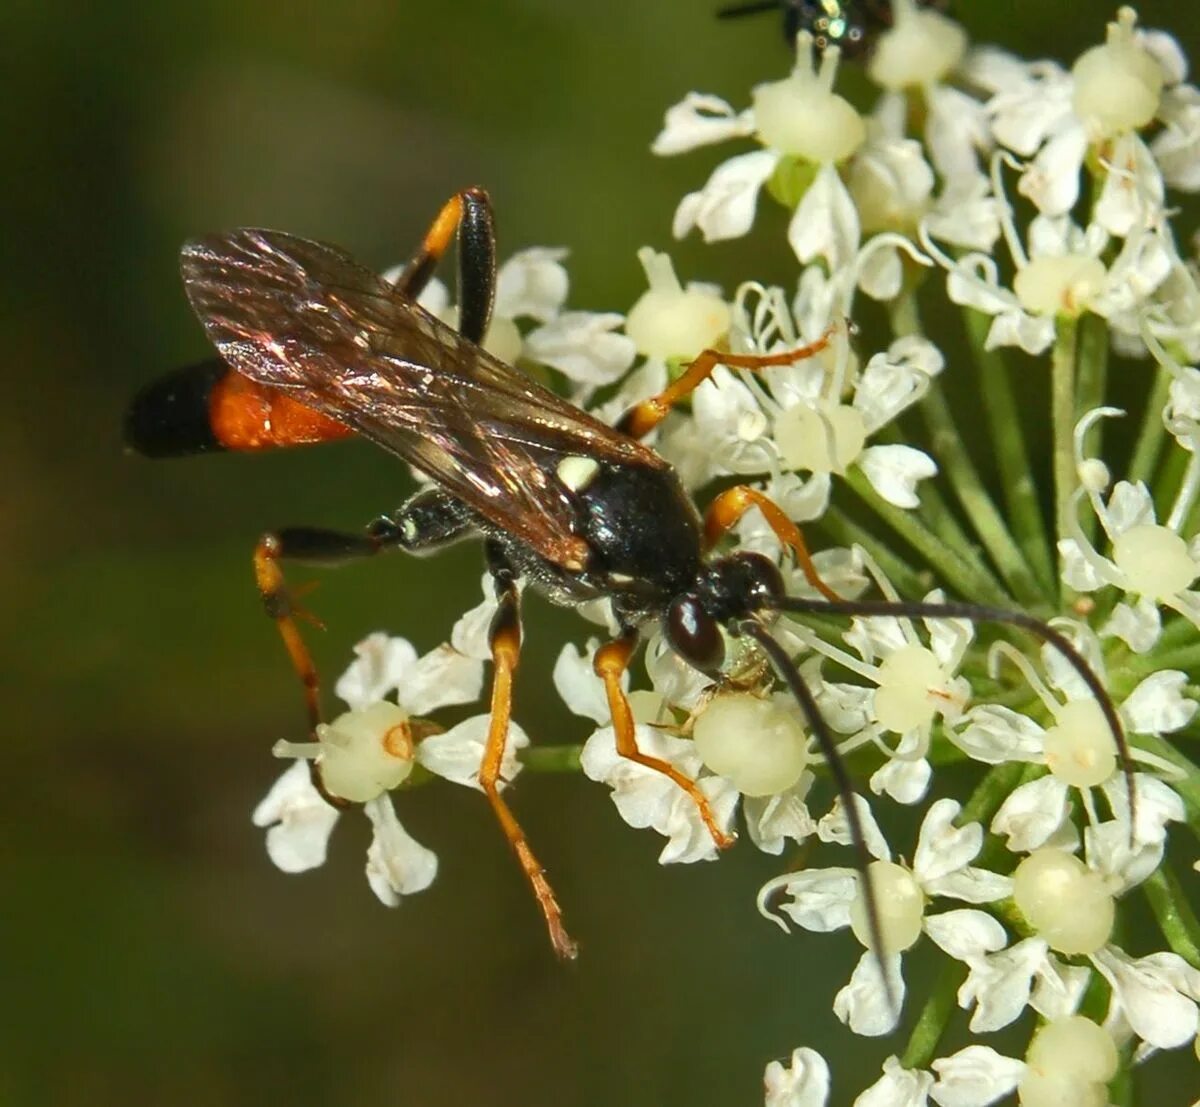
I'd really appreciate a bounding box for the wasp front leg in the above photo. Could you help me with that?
[593,630,736,851]
[478,540,578,959]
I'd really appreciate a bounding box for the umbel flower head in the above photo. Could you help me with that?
[245,5,1200,1104]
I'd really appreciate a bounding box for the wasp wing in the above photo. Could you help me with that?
[180,229,664,570]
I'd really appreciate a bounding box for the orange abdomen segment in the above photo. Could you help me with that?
[210,371,352,450]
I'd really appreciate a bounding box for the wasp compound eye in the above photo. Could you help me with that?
[666,596,725,674]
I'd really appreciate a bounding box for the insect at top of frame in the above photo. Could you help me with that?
[716,0,951,56]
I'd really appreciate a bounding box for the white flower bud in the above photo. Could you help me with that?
[1020,1016,1118,1107]
[867,0,967,91]
[625,247,731,359]
[753,34,865,163]
[296,702,416,804]
[849,860,925,953]
[1111,523,1199,599]
[1043,699,1117,788]
[1026,1016,1120,1084]
[1013,255,1108,317]
[872,644,950,733]
[1072,7,1164,139]
[1013,849,1115,955]
[774,403,867,475]
[692,692,809,796]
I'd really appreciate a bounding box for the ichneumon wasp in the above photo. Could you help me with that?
[126,187,1130,980]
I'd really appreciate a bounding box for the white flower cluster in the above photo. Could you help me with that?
[249,3,1200,1102]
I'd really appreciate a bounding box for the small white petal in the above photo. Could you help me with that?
[959,937,1050,1033]
[673,150,780,243]
[1017,125,1087,216]
[493,246,569,322]
[788,164,862,271]
[858,243,904,302]
[925,867,1014,905]
[744,778,817,855]
[643,632,711,712]
[984,309,1056,355]
[1029,954,1091,1021]
[416,715,529,790]
[252,761,340,873]
[834,951,905,1037]
[363,797,437,905]
[764,1046,831,1107]
[818,794,891,860]
[1083,819,1164,892]
[1058,537,1110,593]
[854,1055,933,1107]
[401,643,485,716]
[951,705,1043,765]
[930,1045,1024,1107]
[1092,946,1200,1050]
[924,908,1007,963]
[857,444,938,508]
[552,640,612,724]
[1121,670,1199,734]
[450,576,500,661]
[1100,773,1186,848]
[523,311,636,388]
[870,754,932,805]
[335,633,418,711]
[914,798,981,883]
[1094,134,1165,238]
[990,775,1071,852]
[581,724,736,864]
[1103,597,1163,652]
[651,92,755,156]
[766,866,858,933]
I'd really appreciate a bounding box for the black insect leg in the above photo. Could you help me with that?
[478,539,578,959]
[254,489,475,739]
[389,187,497,344]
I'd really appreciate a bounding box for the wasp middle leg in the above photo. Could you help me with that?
[479,540,578,959]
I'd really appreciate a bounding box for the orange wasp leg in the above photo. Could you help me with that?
[593,632,736,851]
[616,326,837,439]
[703,486,843,603]
[482,545,578,959]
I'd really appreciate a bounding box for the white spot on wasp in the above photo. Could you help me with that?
[608,571,635,585]
[556,455,601,493]
[401,519,419,543]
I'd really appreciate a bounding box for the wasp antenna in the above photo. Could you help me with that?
[768,596,1137,837]
[739,621,901,1020]
[715,0,780,18]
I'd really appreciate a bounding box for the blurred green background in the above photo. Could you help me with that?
[4,2,1199,1104]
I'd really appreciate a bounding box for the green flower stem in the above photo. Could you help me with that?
[1143,867,1200,969]
[918,381,1049,609]
[963,307,1057,595]
[900,959,964,1071]
[1074,312,1110,545]
[1127,365,1172,488]
[1051,316,1081,596]
[519,744,583,773]
[818,506,928,596]
[845,469,1010,607]
[959,761,1029,827]
[1140,641,1200,683]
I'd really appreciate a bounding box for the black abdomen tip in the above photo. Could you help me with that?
[124,358,227,458]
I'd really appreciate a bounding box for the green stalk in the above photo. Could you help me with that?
[1075,313,1110,545]
[919,381,1049,609]
[1127,365,1172,487]
[1132,734,1200,824]
[1051,317,1081,598]
[818,507,928,596]
[963,307,1057,595]
[900,960,964,1070]
[845,469,1010,607]
[520,745,583,773]
[1143,867,1200,968]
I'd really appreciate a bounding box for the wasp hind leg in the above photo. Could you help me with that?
[593,630,736,851]
[479,540,578,959]
[390,187,496,345]
[255,490,474,741]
